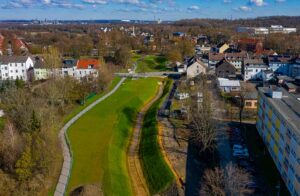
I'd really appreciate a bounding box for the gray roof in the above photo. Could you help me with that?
[34,59,47,69]
[244,59,265,65]
[285,82,298,89]
[277,75,294,81]
[62,59,77,68]
[258,87,300,135]
[244,91,258,100]
[0,56,30,64]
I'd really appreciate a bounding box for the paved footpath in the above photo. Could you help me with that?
[54,77,126,196]
[127,83,163,196]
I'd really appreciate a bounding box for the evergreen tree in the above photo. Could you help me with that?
[15,144,32,181]
[30,111,41,133]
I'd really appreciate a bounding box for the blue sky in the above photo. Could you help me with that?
[0,0,299,20]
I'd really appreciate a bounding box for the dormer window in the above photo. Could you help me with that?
[88,64,93,69]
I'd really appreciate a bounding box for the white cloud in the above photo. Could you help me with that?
[187,5,199,11]
[236,6,252,11]
[82,0,107,4]
[249,0,265,6]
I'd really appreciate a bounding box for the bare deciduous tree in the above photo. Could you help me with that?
[200,163,253,196]
[189,76,216,152]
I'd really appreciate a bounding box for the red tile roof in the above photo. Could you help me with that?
[76,59,100,69]
[13,38,27,50]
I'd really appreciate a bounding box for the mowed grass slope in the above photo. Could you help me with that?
[136,55,170,73]
[139,80,175,194]
[67,78,159,195]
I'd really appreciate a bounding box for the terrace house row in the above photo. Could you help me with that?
[0,56,100,81]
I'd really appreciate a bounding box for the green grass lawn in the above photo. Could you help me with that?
[136,55,170,73]
[48,77,122,196]
[66,78,159,195]
[139,80,175,194]
[64,77,121,124]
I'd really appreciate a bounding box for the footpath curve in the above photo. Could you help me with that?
[54,77,126,196]
[127,83,163,196]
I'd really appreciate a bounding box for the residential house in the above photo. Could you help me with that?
[61,59,77,77]
[215,59,237,79]
[284,83,298,93]
[195,45,211,55]
[262,70,274,82]
[176,57,207,78]
[268,55,293,76]
[175,92,189,100]
[212,43,229,54]
[276,75,295,85]
[33,57,48,80]
[244,91,258,109]
[197,35,209,45]
[237,38,263,53]
[186,57,207,78]
[217,78,241,93]
[243,58,268,81]
[13,37,28,54]
[0,56,34,81]
[74,59,100,79]
[208,52,224,69]
[225,51,248,73]
[144,35,154,45]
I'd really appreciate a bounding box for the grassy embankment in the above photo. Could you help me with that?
[139,80,175,194]
[48,77,122,195]
[66,78,159,195]
[136,55,170,73]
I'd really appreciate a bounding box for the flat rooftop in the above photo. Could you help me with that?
[258,87,300,132]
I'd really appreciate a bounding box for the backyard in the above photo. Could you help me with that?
[66,78,160,195]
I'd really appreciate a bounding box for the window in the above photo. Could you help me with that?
[245,101,252,107]
[285,145,290,154]
[291,149,296,158]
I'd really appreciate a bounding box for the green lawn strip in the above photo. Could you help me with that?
[136,55,170,73]
[139,80,175,194]
[66,78,159,195]
[48,77,122,196]
[64,77,121,124]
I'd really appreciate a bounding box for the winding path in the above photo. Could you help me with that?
[127,83,163,196]
[54,77,126,196]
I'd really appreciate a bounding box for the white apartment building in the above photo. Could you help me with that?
[243,58,269,81]
[257,87,300,196]
[0,56,34,81]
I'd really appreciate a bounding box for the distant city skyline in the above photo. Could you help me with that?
[0,0,299,20]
